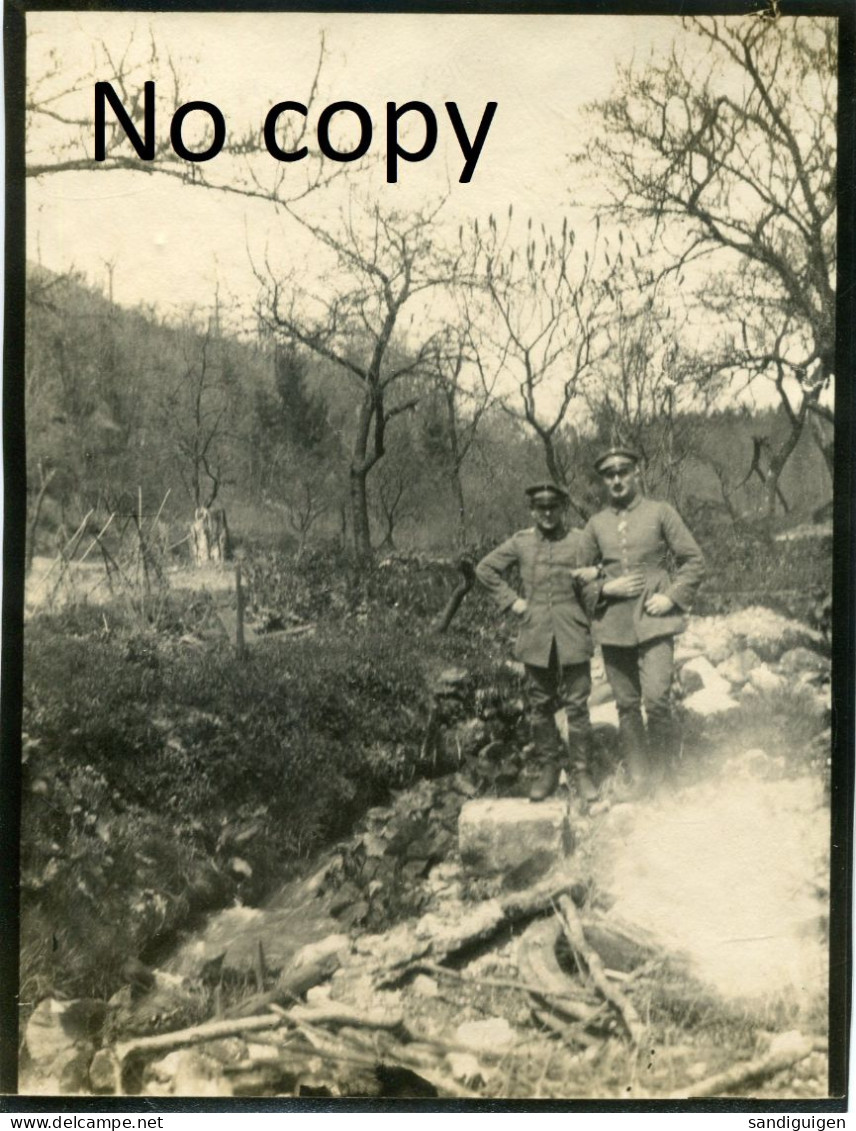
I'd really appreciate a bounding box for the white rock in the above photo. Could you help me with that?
[748,664,787,693]
[591,701,619,728]
[683,687,739,717]
[446,1052,486,1085]
[680,656,733,697]
[411,974,439,998]
[291,934,350,969]
[455,1017,516,1051]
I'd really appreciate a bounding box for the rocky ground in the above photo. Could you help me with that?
[20,605,832,1100]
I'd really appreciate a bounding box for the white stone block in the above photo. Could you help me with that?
[458,798,572,876]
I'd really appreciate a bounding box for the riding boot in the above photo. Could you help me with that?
[618,709,649,790]
[648,713,680,785]
[529,717,561,802]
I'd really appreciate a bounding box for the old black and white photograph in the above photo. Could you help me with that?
[9,3,849,1105]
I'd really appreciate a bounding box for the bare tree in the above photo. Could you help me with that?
[259,197,463,565]
[469,211,615,505]
[26,27,336,206]
[424,325,496,546]
[586,265,722,505]
[155,322,234,513]
[582,15,836,531]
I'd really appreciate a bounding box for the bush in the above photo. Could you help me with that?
[20,603,457,1000]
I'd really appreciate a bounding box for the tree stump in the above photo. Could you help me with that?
[191,507,230,566]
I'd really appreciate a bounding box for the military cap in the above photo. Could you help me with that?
[525,482,569,504]
[594,447,640,474]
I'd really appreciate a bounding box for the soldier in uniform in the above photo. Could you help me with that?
[579,448,705,791]
[476,482,601,803]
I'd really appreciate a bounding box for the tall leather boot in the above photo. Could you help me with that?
[567,724,598,805]
[618,709,649,791]
[529,717,561,802]
[648,713,680,785]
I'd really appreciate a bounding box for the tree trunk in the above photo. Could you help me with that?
[449,466,468,548]
[349,468,373,566]
[350,395,376,567]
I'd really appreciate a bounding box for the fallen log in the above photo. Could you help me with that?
[378,871,580,985]
[669,1031,823,1099]
[226,950,342,1019]
[556,895,645,1046]
[411,956,597,1015]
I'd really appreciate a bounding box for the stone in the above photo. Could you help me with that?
[435,668,470,696]
[748,664,787,694]
[779,647,830,678]
[682,687,739,717]
[23,998,106,1095]
[291,934,350,971]
[25,997,105,1064]
[715,648,760,687]
[143,1048,234,1097]
[455,1017,515,1051]
[458,798,573,877]
[88,1048,120,1094]
[589,680,614,707]
[680,656,733,697]
[590,701,619,729]
[411,974,439,998]
[678,665,704,694]
[723,607,823,662]
[446,1052,486,1086]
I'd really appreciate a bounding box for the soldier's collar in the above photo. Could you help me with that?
[534,524,568,541]
[609,493,643,514]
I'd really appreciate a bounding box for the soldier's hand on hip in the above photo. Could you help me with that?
[644,593,676,616]
[602,572,645,599]
[511,598,529,616]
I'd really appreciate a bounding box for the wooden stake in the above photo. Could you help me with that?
[235,562,246,658]
[254,939,266,993]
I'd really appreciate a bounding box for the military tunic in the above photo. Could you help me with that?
[475,527,595,668]
[579,496,705,646]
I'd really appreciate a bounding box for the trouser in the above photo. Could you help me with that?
[601,637,678,782]
[524,641,592,771]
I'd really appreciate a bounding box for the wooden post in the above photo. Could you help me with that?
[235,563,246,658]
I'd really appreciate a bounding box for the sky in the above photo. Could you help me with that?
[26,12,676,325]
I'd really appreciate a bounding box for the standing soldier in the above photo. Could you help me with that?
[580,448,705,792]
[476,482,601,803]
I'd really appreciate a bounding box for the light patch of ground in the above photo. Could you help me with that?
[25,555,236,615]
[590,765,828,1008]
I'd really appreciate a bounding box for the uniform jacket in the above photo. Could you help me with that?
[475,527,595,668]
[579,496,705,647]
